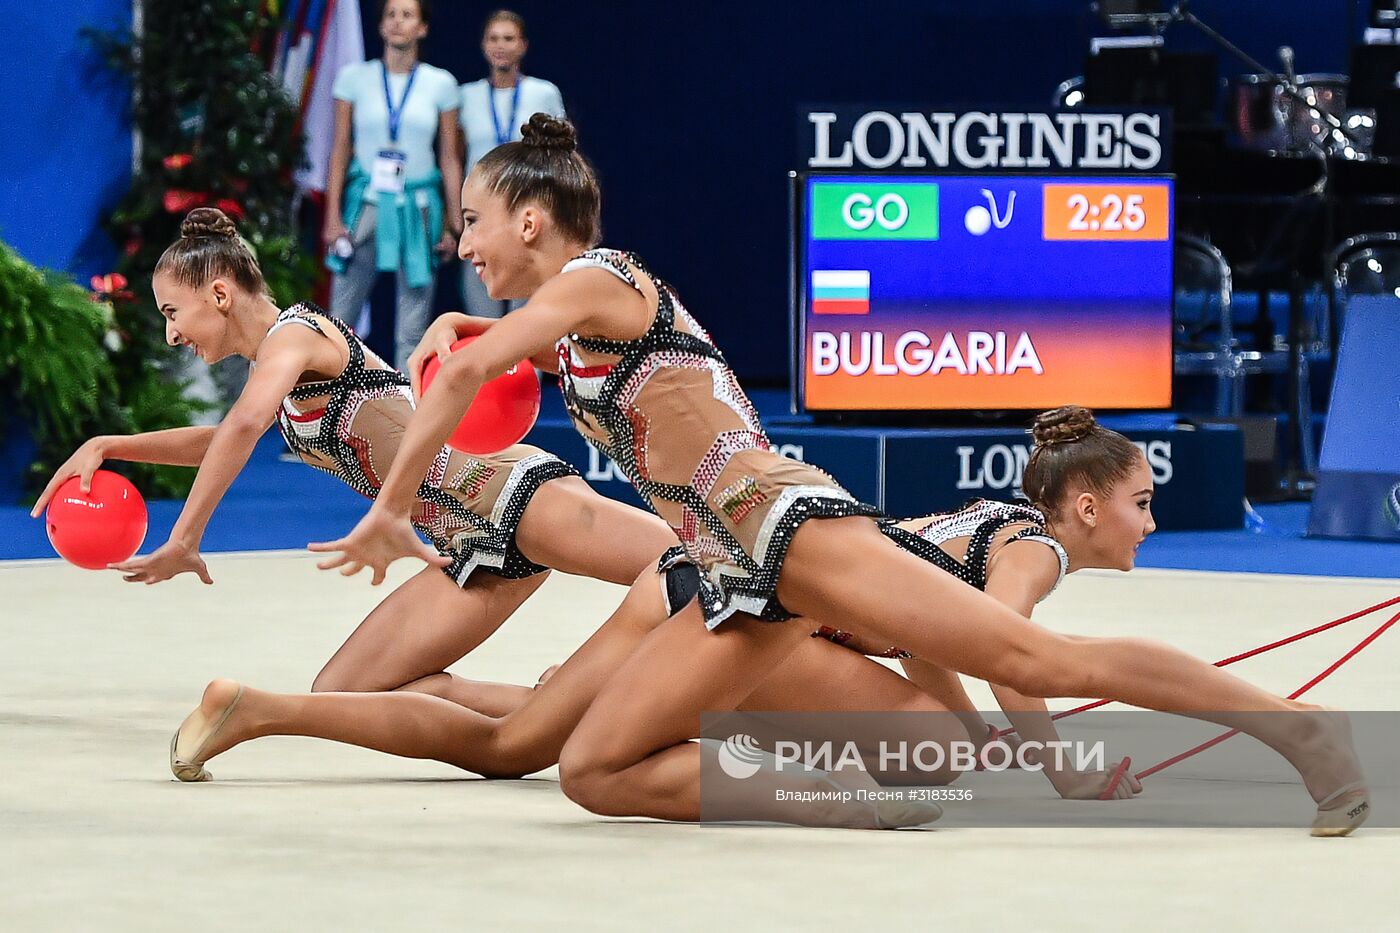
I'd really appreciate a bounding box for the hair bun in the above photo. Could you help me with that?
[1032,405,1098,447]
[520,113,578,152]
[180,207,239,240]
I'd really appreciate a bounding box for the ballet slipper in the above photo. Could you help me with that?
[872,796,944,830]
[1302,706,1369,837]
[817,773,943,830]
[170,681,245,783]
[1310,781,1370,837]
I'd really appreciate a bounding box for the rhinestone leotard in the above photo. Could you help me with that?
[555,250,880,627]
[270,303,577,583]
[814,499,1070,658]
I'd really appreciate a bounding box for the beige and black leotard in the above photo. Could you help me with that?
[816,499,1070,658]
[270,302,576,583]
[554,249,880,628]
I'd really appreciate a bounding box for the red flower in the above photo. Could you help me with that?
[162,189,210,213]
[90,273,134,302]
[90,273,127,293]
[162,153,194,170]
[215,198,246,219]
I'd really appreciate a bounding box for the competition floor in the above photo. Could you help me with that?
[2,552,1398,930]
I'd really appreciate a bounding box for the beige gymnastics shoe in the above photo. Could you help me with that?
[170,680,245,783]
[1311,781,1370,837]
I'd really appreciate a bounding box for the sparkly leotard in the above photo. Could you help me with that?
[814,499,1070,658]
[555,250,880,627]
[270,303,577,583]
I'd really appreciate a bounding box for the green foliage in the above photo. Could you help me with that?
[0,243,196,499]
[0,243,116,452]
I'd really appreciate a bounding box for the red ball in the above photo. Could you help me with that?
[45,470,148,570]
[420,335,541,455]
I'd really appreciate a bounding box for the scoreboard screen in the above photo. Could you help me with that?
[793,173,1174,411]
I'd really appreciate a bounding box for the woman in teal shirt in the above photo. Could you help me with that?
[324,0,463,369]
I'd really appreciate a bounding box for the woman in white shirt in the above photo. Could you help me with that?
[324,0,463,369]
[458,10,566,318]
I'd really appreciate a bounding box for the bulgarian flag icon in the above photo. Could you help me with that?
[811,270,870,315]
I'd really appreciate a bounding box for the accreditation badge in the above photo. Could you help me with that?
[370,148,408,195]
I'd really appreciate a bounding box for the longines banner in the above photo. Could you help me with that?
[523,419,1244,532]
[798,106,1172,172]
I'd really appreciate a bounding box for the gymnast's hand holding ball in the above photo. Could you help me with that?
[34,445,207,584]
[31,436,111,520]
[32,452,151,575]
[419,336,540,454]
[407,313,483,400]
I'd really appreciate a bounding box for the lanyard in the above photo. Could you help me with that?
[381,61,420,144]
[489,76,523,147]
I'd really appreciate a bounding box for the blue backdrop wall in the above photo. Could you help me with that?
[0,2,132,280]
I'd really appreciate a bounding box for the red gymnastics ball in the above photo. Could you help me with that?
[45,470,148,570]
[420,335,541,455]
